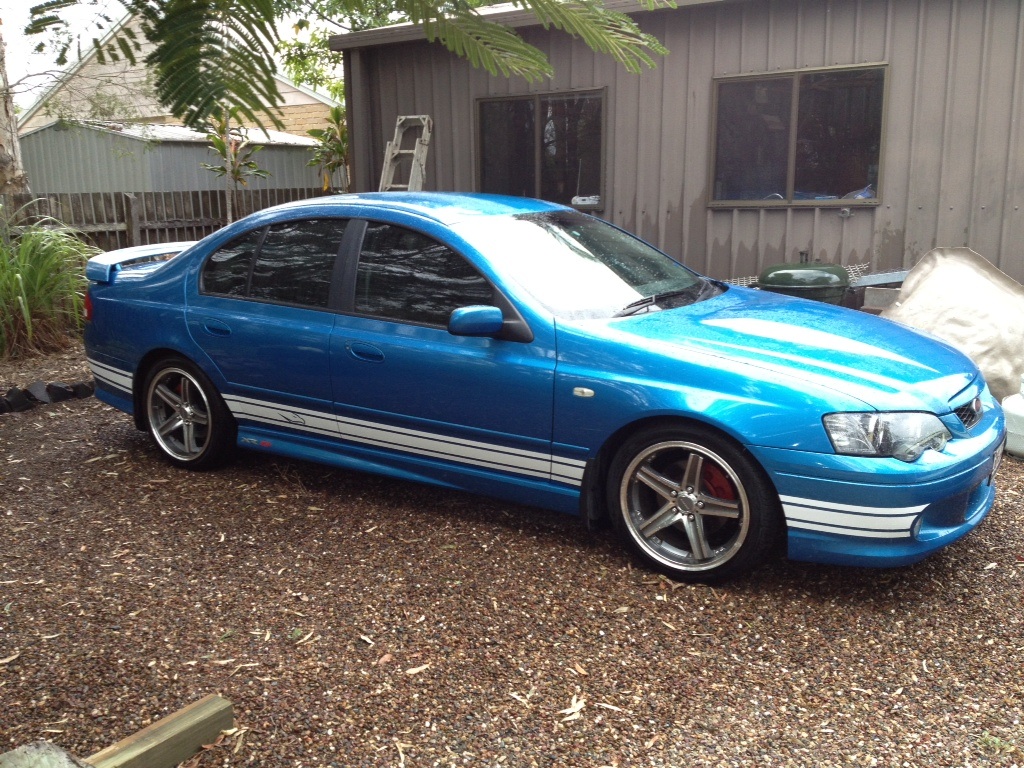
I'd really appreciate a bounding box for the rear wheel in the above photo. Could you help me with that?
[607,424,781,582]
[143,358,235,469]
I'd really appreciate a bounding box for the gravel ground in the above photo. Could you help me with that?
[1,348,1023,768]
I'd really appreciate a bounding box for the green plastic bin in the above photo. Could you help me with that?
[757,262,850,304]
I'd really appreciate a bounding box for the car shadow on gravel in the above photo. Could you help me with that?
[89,405,1004,608]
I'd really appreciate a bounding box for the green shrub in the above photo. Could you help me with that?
[0,205,99,359]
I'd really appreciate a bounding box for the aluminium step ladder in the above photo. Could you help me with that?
[378,115,433,192]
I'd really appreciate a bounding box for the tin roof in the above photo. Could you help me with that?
[21,120,317,146]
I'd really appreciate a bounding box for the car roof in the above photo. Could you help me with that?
[267,192,570,226]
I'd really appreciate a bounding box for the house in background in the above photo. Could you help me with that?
[332,0,1024,285]
[17,15,341,138]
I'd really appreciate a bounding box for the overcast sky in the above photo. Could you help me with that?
[3,1,126,111]
[3,4,326,113]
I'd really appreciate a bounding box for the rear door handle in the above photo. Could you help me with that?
[203,320,232,337]
[347,341,385,363]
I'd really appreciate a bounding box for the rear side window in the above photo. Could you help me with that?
[201,219,347,309]
[354,223,493,326]
[202,229,263,297]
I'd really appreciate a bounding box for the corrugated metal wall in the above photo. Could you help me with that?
[20,125,322,194]
[345,0,1024,283]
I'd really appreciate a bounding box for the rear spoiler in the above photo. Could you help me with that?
[86,242,198,284]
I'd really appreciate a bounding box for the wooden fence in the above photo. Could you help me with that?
[0,188,326,251]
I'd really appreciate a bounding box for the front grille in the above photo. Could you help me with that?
[954,397,984,430]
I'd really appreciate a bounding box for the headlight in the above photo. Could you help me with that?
[823,412,952,462]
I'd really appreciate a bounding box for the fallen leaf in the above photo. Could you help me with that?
[558,694,586,721]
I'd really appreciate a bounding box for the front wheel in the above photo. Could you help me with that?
[143,358,235,469]
[607,424,781,582]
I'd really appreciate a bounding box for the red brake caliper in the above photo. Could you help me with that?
[701,462,736,501]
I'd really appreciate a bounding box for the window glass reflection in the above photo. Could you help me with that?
[249,219,347,308]
[356,223,493,326]
[202,228,264,296]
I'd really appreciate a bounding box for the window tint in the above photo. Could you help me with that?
[202,228,263,296]
[712,66,884,204]
[250,219,347,308]
[355,223,493,326]
[480,99,536,198]
[480,91,603,209]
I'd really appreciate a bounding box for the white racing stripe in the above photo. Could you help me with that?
[781,495,927,539]
[87,361,587,487]
[223,393,586,487]
[88,358,133,393]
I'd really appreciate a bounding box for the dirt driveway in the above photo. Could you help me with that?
[2,350,1023,767]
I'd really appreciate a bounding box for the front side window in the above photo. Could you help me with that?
[480,91,603,209]
[712,66,884,205]
[201,219,347,309]
[355,223,493,326]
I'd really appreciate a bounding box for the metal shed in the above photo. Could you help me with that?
[19,121,322,195]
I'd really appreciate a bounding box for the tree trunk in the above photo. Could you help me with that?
[0,28,32,196]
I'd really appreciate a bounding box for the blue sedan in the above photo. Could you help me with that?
[83,193,1006,582]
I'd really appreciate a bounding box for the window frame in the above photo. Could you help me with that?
[476,88,607,212]
[709,63,888,209]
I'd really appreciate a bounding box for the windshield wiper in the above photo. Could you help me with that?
[614,282,712,317]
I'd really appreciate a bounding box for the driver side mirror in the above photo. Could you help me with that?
[448,305,505,337]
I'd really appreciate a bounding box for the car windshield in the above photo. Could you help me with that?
[453,211,714,320]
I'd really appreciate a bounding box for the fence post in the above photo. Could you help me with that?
[124,192,141,247]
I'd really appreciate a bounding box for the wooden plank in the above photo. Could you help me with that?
[86,694,233,768]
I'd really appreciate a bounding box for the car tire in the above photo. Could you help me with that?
[607,423,781,583]
[142,357,236,470]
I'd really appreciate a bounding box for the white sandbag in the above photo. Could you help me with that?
[882,247,1024,403]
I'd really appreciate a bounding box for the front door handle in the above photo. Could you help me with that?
[347,341,385,363]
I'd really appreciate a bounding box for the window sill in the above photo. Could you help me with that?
[707,199,881,210]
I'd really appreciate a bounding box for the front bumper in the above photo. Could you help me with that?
[751,417,1006,568]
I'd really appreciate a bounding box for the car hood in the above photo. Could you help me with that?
[605,287,977,413]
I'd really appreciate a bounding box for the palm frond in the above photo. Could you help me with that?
[510,0,668,73]
[127,0,284,131]
[423,15,553,81]
[397,0,668,79]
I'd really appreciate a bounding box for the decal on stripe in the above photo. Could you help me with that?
[780,495,927,539]
[224,393,586,487]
